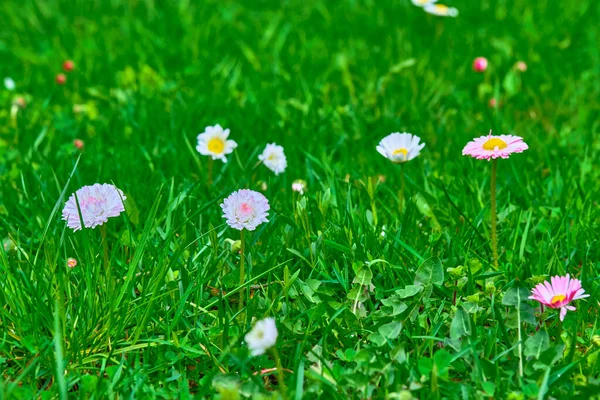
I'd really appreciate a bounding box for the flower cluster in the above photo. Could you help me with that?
[62,184,126,231]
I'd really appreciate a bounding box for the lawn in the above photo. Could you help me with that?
[1,0,600,398]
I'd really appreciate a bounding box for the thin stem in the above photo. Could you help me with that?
[517,305,524,378]
[272,347,289,400]
[239,229,246,312]
[100,225,110,279]
[490,158,499,269]
[399,163,406,212]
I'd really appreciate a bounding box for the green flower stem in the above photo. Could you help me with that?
[490,158,499,269]
[271,347,289,400]
[399,163,406,211]
[239,229,246,312]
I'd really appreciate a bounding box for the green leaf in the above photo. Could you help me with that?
[414,258,444,286]
[418,358,433,376]
[380,296,408,316]
[378,321,402,340]
[347,285,367,302]
[433,350,452,379]
[353,266,373,286]
[450,307,471,340]
[395,284,423,299]
[501,286,530,307]
[481,381,496,396]
[367,332,386,347]
[524,329,550,359]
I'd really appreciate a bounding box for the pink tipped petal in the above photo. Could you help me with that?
[559,307,567,321]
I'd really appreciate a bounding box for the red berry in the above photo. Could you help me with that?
[63,60,75,72]
[56,73,67,85]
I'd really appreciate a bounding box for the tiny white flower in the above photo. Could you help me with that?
[376,133,425,163]
[245,317,278,356]
[423,3,459,17]
[258,143,287,175]
[4,77,16,91]
[292,179,307,195]
[196,124,237,163]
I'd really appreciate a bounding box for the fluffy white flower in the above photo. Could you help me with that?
[62,184,126,231]
[245,318,278,356]
[196,124,237,162]
[376,133,426,163]
[258,143,287,175]
[4,77,15,91]
[292,179,307,195]
[221,189,270,231]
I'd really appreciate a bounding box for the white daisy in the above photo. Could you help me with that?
[245,317,278,356]
[292,179,307,195]
[376,133,426,164]
[424,3,459,17]
[411,0,436,6]
[196,124,237,163]
[258,143,287,175]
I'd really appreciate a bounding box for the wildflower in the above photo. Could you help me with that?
[3,237,16,252]
[411,0,436,5]
[292,179,307,195]
[462,132,528,160]
[62,184,126,231]
[63,60,75,72]
[423,3,458,17]
[73,139,84,150]
[4,77,15,90]
[196,124,237,162]
[56,74,67,85]
[515,61,527,72]
[245,317,278,356]
[472,57,488,72]
[376,133,425,164]
[488,98,498,108]
[258,143,287,175]
[13,97,26,108]
[221,189,269,231]
[529,274,589,321]
[67,258,77,268]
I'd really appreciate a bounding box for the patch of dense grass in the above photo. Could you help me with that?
[1,0,599,398]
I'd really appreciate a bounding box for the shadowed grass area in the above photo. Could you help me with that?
[1,0,599,398]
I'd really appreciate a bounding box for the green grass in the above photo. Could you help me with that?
[1,0,600,398]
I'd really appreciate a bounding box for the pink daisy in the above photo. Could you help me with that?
[462,132,528,160]
[221,189,270,231]
[62,184,126,231]
[529,274,589,321]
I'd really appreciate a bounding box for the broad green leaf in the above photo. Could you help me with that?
[415,258,444,286]
[368,332,386,347]
[353,266,373,286]
[482,381,496,396]
[378,321,402,340]
[434,350,452,379]
[501,286,530,307]
[524,329,550,359]
[396,284,423,299]
[450,307,471,340]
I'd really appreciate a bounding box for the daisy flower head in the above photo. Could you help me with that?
[376,133,425,164]
[292,179,307,195]
[221,189,270,231]
[67,258,78,268]
[4,77,16,91]
[245,317,278,356]
[462,132,528,160]
[424,3,458,17]
[515,61,528,72]
[258,143,287,175]
[62,184,126,231]
[529,274,589,321]
[196,124,237,163]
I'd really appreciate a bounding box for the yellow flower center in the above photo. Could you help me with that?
[207,137,225,154]
[551,294,566,304]
[482,138,507,150]
[434,5,448,11]
[392,148,408,157]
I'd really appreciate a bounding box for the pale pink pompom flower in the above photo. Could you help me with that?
[473,57,488,72]
[529,274,589,321]
[221,189,270,231]
[62,184,126,231]
[462,131,528,160]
